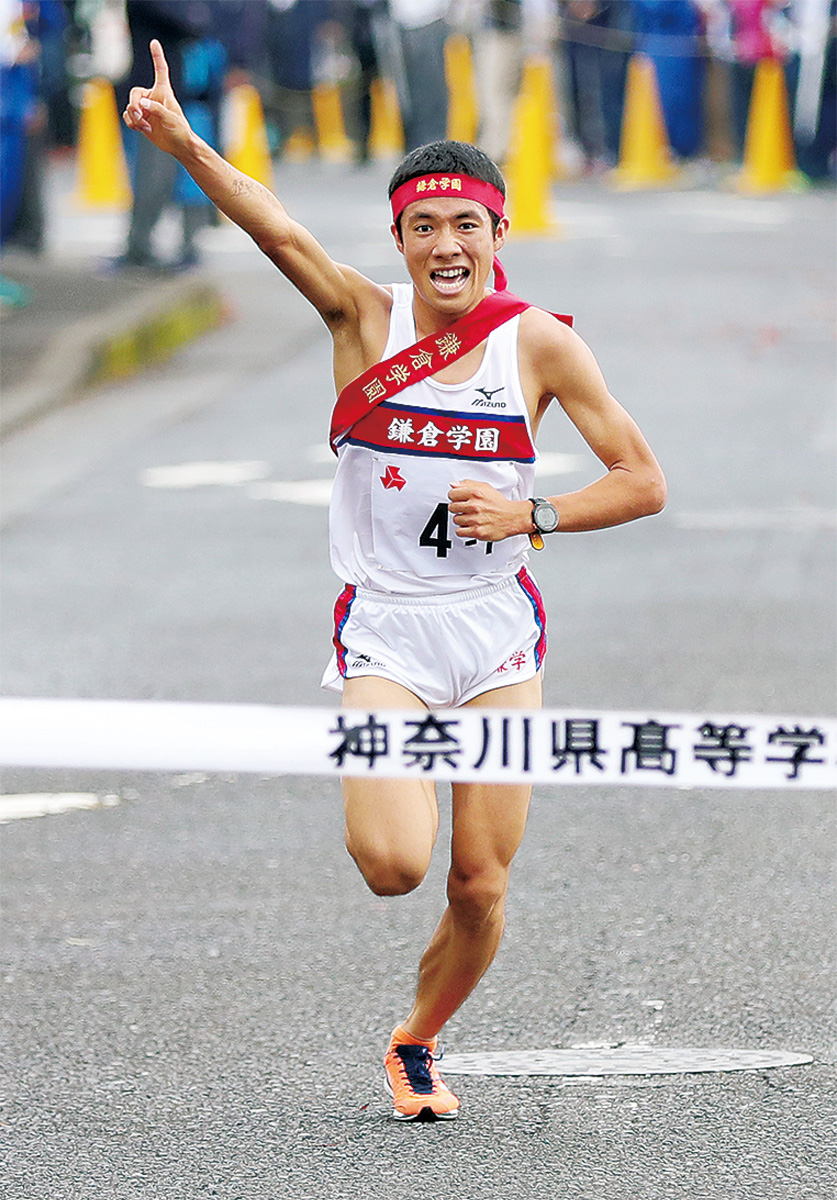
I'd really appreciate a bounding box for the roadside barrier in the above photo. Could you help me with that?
[1,698,833,790]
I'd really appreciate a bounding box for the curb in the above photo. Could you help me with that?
[0,275,227,438]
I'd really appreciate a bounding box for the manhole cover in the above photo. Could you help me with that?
[440,1047,813,1077]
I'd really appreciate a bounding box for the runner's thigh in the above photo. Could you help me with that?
[450,673,542,875]
[342,676,439,872]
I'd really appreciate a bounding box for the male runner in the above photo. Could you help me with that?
[124,41,666,1122]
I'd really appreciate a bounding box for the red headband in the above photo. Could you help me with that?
[390,174,508,291]
[390,174,505,222]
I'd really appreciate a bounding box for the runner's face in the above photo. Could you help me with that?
[392,198,507,312]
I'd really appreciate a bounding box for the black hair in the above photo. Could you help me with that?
[388,141,506,234]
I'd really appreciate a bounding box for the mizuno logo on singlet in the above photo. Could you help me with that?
[473,386,506,408]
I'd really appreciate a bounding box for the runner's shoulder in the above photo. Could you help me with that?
[519,303,576,342]
[518,303,580,367]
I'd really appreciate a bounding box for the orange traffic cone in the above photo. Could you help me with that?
[446,33,479,143]
[735,58,798,193]
[611,54,679,189]
[225,84,273,188]
[74,78,132,210]
[506,58,558,235]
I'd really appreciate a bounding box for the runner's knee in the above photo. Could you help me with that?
[346,836,430,896]
[446,864,509,931]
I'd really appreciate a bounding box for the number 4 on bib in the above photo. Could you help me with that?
[418,503,494,558]
[419,503,453,558]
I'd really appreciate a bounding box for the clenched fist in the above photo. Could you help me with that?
[448,479,534,542]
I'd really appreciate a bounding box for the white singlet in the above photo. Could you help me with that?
[328,282,538,597]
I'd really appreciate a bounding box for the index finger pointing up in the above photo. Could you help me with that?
[150,39,170,87]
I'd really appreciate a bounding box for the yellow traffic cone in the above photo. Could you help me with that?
[611,54,679,189]
[73,77,132,210]
[369,77,404,158]
[225,84,274,188]
[445,33,479,144]
[523,55,567,180]
[506,59,558,235]
[735,58,798,193]
[283,128,317,162]
[314,84,354,161]
[312,83,354,161]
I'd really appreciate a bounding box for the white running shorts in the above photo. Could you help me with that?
[321,567,547,708]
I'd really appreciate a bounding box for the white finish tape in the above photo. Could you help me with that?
[1,698,834,788]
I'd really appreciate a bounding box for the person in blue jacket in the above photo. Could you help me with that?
[631,0,705,159]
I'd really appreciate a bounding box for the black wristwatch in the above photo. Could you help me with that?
[531,497,560,534]
[528,497,559,549]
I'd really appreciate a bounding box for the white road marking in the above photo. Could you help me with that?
[141,461,270,488]
[535,451,586,477]
[0,792,120,822]
[652,194,791,227]
[247,454,583,509]
[676,507,836,531]
[250,479,334,506]
[441,1046,813,1077]
[138,447,583,504]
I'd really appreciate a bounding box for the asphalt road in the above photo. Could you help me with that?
[1,164,835,1199]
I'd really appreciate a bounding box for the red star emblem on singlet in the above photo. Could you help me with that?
[380,466,406,491]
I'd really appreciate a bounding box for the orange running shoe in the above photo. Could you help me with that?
[383,1026,460,1121]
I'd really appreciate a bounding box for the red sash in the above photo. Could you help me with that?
[329,290,573,454]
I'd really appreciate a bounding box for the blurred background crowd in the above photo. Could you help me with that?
[1,0,835,272]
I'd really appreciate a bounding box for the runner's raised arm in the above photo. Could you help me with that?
[122,40,374,330]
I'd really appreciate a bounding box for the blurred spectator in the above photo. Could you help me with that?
[697,0,736,159]
[631,0,705,159]
[1,0,35,303]
[38,0,71,148]
[114,1,209,269]
[3,1,48,256]
[470,0,525,164]
[340,0,388,163]
[724,0,790,159]
[173,32,227,266]
[1,0,31,243]
[211,0,269,85]
[265,0,329,155]
[560,0,633,171]
[173,2,269,264]
[788,0,836,179]
[389,0,451,150]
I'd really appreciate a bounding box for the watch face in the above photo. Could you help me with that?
[534,502,559,533]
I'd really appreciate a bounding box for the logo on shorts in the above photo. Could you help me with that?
[352,653,386,669]
[380,465,406,490]
[473,386,506,409]
[497,649,528,673]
